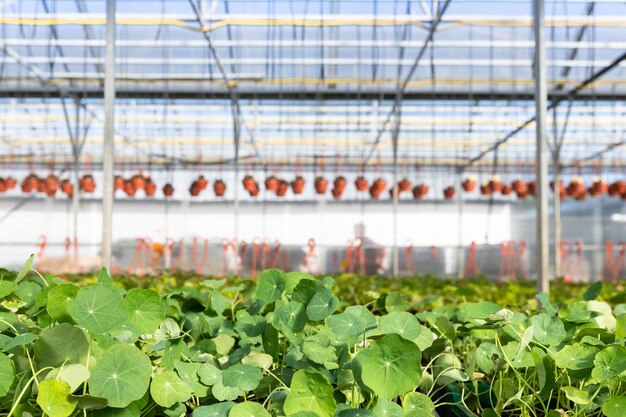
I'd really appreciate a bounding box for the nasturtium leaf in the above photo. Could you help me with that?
[193,402,235,417]
[211,378,243,401]
[554,344,598,370]
[292,279,324,305]
[284,370,336,417]
[46,364,90,392]
[402,392,435,416]
[274,301,307,333]
[379,312,422,341]
[353,334,422,399]
[124,288,166,334]
[210,290,232,315]
[228,402,271,417]
[328,306,375,343]
[34,323,89,368]
[0,281,16,299]
[36,379,77,417]
[2,333,37,352]
[560,387,590,405]
[242,351,273,370]
[458,301,502,321]
[47,284,80,322]
[337,410,376,417]
[197,362,221,386]
[89,344,151,408]
[0,353,14,397]
[302,339,336,367]
[284,271,315,294]
[475,342,502,374]
[163,402,186,417]
[616,314,626,340]
[592,346,626,379]
[14,281,41,307]
[15,254,34,283]
[255,269,286,303]
[150,371,192,408]
[69,285,128,335]
[531,313,566,346]
[93,401,142,417]
[372,399,403,417]
[235,311,266,337]
[306,288,339,321]
[433,353,464,385]
[173,360,208,397]
[213,334,235,356]
[583,281,603,301]
[222,364,263,391]
[97,268,113,286]
[384,291,410,313]
[72,394,109,410]
[602,396,626,417]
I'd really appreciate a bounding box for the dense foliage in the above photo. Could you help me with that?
[0,258,624,417]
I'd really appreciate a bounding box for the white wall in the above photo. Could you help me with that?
[0,196,511,269]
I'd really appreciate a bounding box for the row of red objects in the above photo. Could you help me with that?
[0,173,97,198]
[457,177,626,201]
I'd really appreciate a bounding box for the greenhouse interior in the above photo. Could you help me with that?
[0,0,625,416]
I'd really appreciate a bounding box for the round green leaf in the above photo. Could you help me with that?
[89,344,151,408]
[353,334,422,399]
[193,402,235,417]
[592,346,626,379]
[373,399,403,417]
[531,314,566,346]
[560,387,590,405]
[255,269,285,303]
[46,364,90,392]
[402,392,435,414]
[228,402,270,417]
[475,342,502,374]
[274,301,307,333]
[15,281,41,307]
[222,364,263,392]
[554,344,598,370]
[34,323,89,368]
[150,371,192,408]
[306,288,339,321]
[0,353,14,397]
[602,396,626,417]
[379,312,422,341]
[284,370,336,417]
[69,285,128,334]
[458,301,502,321]
[328,306,375,343]
[384,292,410,313]
[124,289,166,334]
[36,379,77,417]
[47,284,79,322]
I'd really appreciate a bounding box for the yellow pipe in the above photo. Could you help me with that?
[0,16,624,28]
[35,76,626,89]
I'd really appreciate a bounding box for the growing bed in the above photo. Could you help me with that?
[0,258,624,417]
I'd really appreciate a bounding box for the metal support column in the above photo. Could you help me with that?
[534,0,550,293]
[101,0,116,271]
[233,102,241,243]
[457,169,465,277]
[391,99,401,277]
[553,161,562,278]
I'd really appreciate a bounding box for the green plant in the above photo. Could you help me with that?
[0,257,623,417]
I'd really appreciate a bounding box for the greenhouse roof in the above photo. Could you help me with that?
[0,0,625,173]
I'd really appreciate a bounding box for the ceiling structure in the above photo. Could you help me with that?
[0,0,625,177]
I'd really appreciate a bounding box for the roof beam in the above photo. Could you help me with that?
[466,50,626,165]
[0,87,624,101]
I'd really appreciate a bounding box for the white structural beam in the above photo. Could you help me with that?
[4,56,626,68]
[101,0,115,271]
[534,0,550,294]
[3,38,626,50]
[1,12,625,25]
